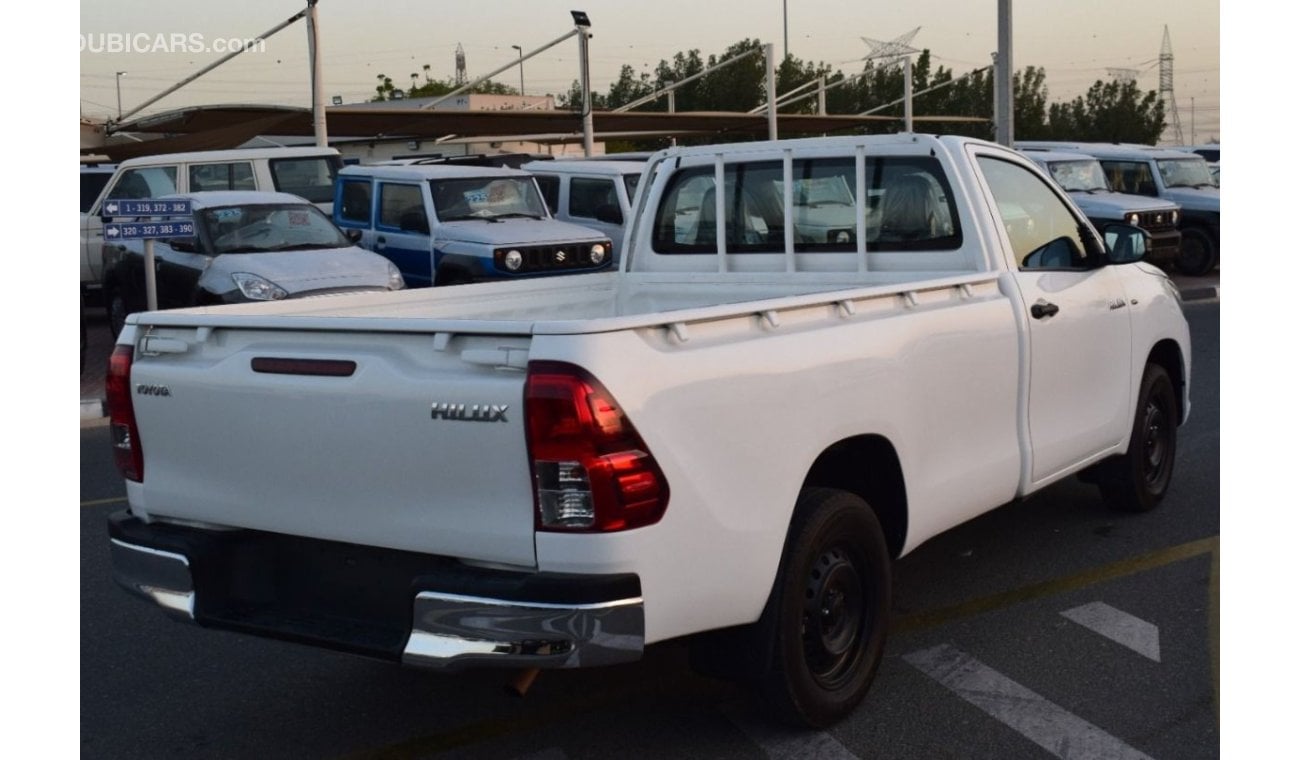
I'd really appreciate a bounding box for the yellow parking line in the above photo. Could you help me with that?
[893,535,1219,633]
[82,496,126,508]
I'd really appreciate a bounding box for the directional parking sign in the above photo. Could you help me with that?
[105,220,196,240]
[102,199,193,217]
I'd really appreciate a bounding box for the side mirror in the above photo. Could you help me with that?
[594,203,624,225]
[344,228,363,244]
[1102,223,1149,265]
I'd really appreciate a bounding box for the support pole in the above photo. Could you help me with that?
[996,0,1013,146]
[668,90,677,147]
[577,23,594,156]
[116,8,307,125]
[817,75,826,116]
[903,56,913,133]
[765,43,778,140]
[306,0,327,147]
[144,240,158,311]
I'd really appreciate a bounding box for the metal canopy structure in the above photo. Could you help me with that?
[91,104,987,161]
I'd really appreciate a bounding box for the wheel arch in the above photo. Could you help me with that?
[1146,338,1186,424]
[800,434,908,558]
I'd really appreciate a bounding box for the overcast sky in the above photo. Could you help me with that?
[80,0,1221,139]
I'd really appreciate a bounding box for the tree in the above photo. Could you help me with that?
[1046,79,1165,143]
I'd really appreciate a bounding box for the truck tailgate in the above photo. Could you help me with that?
[127,325,537,568]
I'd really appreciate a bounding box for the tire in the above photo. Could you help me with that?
[107,289,130,338]
[1175,228,1216,276]
[434,268,472,287]
[1098,364,1178,512]
[754,487,891,728]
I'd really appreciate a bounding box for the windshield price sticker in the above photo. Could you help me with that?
[103,199,194,216]
[105,221,196,240]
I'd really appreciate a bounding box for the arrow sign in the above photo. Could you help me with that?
[104,199,194,217]
[105,221,196,240]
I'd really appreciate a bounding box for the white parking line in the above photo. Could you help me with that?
[1061,602,1161,662]
[722,702,858,759]
[904,644,1154,760]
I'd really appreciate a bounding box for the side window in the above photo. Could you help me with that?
[105,166,177,202]
[270,156,341,204]
[569,177,617,219]
[651,156,960,254]
[189,162,255,192]
[976,156,1090,270]
[337,179,372,225]
[378,183,428,233]
[1099,160,1157,197]
[533,175,559,215]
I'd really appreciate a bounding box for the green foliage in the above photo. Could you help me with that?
[1045,79,1165,143]
[371,66,521,102]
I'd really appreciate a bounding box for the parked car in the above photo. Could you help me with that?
[102,191,404,336]
[524,159,647,264]
[334,163,612,287]
[83,147,344,300]
[1019,149,1182,270]
[1018,141,1219,275]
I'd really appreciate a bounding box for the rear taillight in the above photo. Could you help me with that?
[106,345,143,482]
[525,361,669,532]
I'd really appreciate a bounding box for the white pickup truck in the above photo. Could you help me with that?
[106,134,1190,728]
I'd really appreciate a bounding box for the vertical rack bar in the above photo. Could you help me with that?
[782,149,795,272]
[855,145,867,272]
[714,154,727,272]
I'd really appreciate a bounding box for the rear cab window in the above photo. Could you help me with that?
[270,155,343,204]
[651,156,960,254]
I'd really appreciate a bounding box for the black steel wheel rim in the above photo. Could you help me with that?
[802,544,868,688]
[1142,397,1172,487]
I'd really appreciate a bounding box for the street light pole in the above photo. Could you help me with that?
[511,44,524,96]
[115,71,126,119]
[782,1,788,61]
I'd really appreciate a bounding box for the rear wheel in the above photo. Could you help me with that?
[1175,228,1216,276]
[1098,364,1178,512]
[755,487,891,727]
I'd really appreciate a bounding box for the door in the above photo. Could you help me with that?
[566,176,624,257]
[376,181,434,287]
[973,152,1133,483]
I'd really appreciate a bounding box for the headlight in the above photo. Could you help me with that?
[504,249,524,271]
[231,272,288,301]
[1171,210,1179,224]
[387,262,405,290]
[829,229,854,244]
[1126,213,1140,225]
[590,243,607,265]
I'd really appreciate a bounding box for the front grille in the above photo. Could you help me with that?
[1134,211,1176,233]
[495,243,610,274]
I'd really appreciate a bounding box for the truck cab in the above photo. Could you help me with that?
[334,164,613,287]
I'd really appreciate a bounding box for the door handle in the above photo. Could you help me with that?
[375,235,386,250]
[1030,301,1059,319]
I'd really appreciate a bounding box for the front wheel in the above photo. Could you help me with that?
[1098,364,1178,512]
[756,487,891,727]
[1175,228,1216,276]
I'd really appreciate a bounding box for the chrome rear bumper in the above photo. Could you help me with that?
[107,514,644,670]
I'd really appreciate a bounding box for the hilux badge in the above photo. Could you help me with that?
[430,403,509,422]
